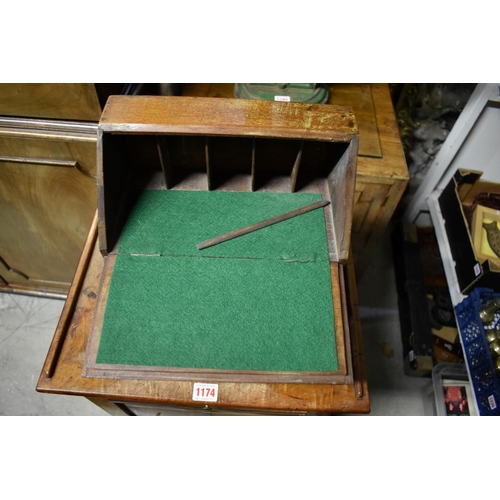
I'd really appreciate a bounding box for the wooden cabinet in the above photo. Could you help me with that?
[0,84,106,297]
[0,83,105,121]
[351,84,409,277]
[0,119,97,296]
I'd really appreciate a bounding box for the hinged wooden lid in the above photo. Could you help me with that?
[99,95,358,141]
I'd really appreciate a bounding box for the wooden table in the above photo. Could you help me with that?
[349,84,408,277]
[36,214,369,415]
[182,84,408,279]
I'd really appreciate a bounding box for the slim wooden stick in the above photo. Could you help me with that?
[197,199,330,250]
[44,212,98,379]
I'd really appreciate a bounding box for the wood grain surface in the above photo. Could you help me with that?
[0,84,102,121]
[0,96,100,296]
[100,96,358,142]
[182,83,380,157]
[0,133,97,291]
[353,84,408,276]
[44,214,98,379]
[326,83,382,158]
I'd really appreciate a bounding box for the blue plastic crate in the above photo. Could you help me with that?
[455,288,500,415]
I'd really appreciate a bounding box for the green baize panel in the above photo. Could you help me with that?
[96,190,338,372]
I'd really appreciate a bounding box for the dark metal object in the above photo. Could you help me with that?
[196,200,330,251]
[121,83,144,96]
[479,297,500,324]
[486,330,499,343]
[490,339,500,356]
[0,256,29,280]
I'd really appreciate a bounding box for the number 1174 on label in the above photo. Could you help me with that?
[192,383,218,402]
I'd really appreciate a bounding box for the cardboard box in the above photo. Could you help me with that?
[438,170,500,294]
[434,346,464,364]
[432,326,459,344]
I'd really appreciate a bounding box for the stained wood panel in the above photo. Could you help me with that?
[0,84,104,297]
[352,182,391,249]
[0,84,102,121]
[352,84,408,277]
[0,135,97,177]
[100,96,357,141]
[0,159,96,287]
[182,83,380,157]
[326,83,381,158]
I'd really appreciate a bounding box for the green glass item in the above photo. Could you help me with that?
[234,83,329,103]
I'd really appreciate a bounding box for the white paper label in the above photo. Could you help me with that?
[192,383,218,402]
[488,394,497,410]
[474,263,481,276]
[274,95,290,102]
[409,350,415,362]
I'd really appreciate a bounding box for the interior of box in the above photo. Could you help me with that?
[100,134,350,257]
[89,131,353,378]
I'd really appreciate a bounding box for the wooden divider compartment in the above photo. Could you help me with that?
[99,133,355,259]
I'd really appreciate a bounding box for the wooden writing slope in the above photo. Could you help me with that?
[37,96,370,414]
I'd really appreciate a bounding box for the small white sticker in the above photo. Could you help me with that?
[488,394,497,410]
[192,383,218,402]
[474,263,481,276]
[274,95,290,102]
[409,350,415,362]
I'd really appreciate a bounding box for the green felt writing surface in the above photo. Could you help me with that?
[97,254,337,371]
[96,190,337,372]
[118,190,329,262]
